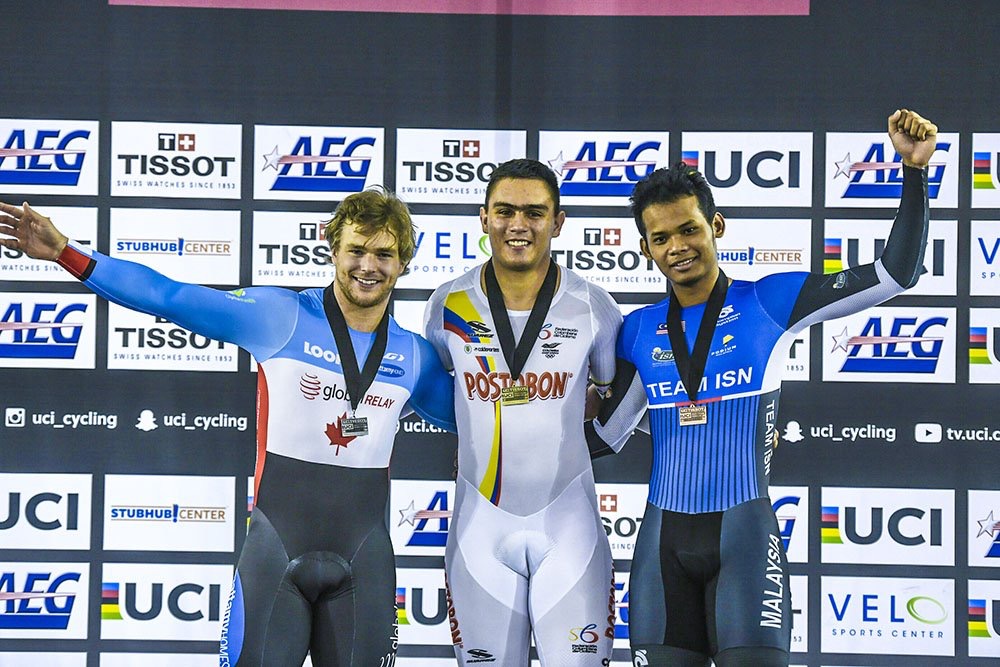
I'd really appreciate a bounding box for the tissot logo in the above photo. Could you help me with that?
[108,305,238,372]
[111,122,241,198]
[583,228,621,246]
[395,129,525,204]
[252,211,335,288]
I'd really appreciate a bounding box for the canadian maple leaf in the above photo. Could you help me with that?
[325,414,357,455]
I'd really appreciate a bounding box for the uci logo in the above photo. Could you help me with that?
[633,649,649,666]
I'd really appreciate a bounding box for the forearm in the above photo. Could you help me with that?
[880,164,930,289]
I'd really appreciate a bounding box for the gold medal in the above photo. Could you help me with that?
[678,404,708,427]
[500,385,530,406]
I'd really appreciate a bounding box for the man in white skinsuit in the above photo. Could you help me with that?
[424,159,622,665]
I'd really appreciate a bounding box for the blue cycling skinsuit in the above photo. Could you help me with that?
[56,242,456,667]
[588,165,929,666]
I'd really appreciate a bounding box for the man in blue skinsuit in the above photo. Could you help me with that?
[587,109,938,666]
[0,189,455,667]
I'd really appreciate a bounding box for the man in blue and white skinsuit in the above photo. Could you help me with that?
[586,109,938,667]
[0,189,456,667]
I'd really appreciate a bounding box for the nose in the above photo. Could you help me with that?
[508,211,529,231]
[665,234,688,255]
[358,252,379,272]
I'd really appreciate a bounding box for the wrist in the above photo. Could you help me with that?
[901,159,927,170]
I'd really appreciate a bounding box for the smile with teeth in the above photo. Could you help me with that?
[671,257,696,269]
[507,239,529,247]
[354,276,380,286]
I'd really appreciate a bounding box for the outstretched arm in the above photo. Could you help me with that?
[0,201,69,261]
[764,109,937,333]
[0,201,297,359]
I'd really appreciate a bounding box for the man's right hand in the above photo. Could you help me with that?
[0,201,70,261]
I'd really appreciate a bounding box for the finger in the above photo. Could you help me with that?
[887,109,902,134]
[0,201,24,218]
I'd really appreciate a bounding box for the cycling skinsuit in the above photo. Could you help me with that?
[590,165,929,666]
[424,264,621,666]
[57,242,456,667]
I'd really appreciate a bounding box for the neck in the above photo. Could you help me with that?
[486,258,556,310]
[671,267,721,308]
[332,284,388,332]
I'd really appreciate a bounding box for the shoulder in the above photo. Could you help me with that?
[622,298,668,340]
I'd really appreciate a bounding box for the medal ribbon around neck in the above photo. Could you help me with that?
[665,269,729,405]
[483,258,558,383]
[322,284,390,415]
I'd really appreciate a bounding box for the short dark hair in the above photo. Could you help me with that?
[484,158,561,212]
[629,162,717,237]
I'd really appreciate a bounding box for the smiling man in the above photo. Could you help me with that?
[587,109,937,667]
[423,159,622,666]
[0,189,455,667]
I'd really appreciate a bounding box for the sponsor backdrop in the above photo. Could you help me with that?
[1,1,998,665]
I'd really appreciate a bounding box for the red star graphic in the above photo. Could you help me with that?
[325,414,357,455]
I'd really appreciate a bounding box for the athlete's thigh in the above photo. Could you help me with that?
[629,505,711,657]
[529,513,614,666]
[445,486,531,666]
[715,497,791,653]
[309,527,398,667]
[224,507,310,667]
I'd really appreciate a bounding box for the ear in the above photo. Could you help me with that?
[551,210,566,238]
[639,236,652,260]
[480,206,489,233]
[712,212,726,239]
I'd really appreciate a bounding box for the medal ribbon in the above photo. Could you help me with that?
[484,259,558,382]
[666,270,729,404]
[322,284,390,413]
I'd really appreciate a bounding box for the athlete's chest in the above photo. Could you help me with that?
[442,289,594,374]
[633,294,783,402]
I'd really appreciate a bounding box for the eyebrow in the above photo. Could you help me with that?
[490,200,551,213]
[346,242,397,253]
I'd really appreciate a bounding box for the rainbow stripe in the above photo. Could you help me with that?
[823,238,843,274]
[681,150,699,169]
[969,598,991,637]
[101,582,123,620]
[970,327,991,365]
[396,587,409,625]
[974,151,996,190]
[820,506,843,544]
